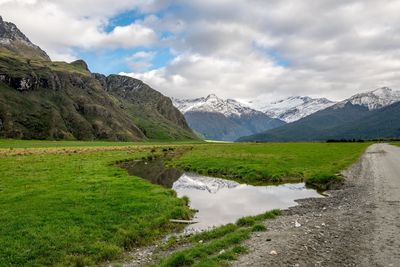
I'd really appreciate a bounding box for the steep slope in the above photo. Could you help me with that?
[94,74,197,140]
[325,102,400,139]
[337,87,400,110]
[247,96,336,122]
[238,103,370,141]
[173,94,285,141]
[239,87,400,142]
[0,16,50,60]
[0,17,197,141]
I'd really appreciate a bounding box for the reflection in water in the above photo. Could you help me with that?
[120,158,323,231]
[120,158,182,188]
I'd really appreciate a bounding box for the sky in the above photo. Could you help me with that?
[1,0,400,101]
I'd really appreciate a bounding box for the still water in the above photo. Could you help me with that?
[121,158,322,231]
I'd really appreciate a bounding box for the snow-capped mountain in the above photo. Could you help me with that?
[246,96,336,123]
[239,86,400,142]
[172,94,285,141]
[172,94,261,117]
[337,87,400,110]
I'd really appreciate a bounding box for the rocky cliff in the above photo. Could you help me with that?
[0,17,197,141]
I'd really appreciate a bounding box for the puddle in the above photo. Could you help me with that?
[120,157,323,232]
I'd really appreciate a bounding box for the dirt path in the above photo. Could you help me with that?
[234,143,400,267]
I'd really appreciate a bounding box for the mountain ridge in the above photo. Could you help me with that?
[0,17,197,141]
[238,87,400,142]
[245,95,336,123]
[0,16,50,61]
[173,94,285,141]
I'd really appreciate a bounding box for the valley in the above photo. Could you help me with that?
[1,10,400,267]
[0,140,370,266]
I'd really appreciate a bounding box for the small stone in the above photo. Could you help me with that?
[266,238,272,241]
[219,249,225,255]
[270,250,277,255]
[321,223,326,226]
[295,220,301,227]
[198,240,203,244]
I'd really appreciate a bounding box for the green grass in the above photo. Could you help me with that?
[0,141,370,266]
[0,47,90,76]
[170,142,370,188]
[0,147,192,266]
[391,142,400,147]
[0,139,202,149]
[155,210,280,267]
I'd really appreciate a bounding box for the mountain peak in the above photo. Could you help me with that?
[342,87,400,110]
[246,95,336,123]
[0,16,50,60]
[173,95,264,117]
[205,94,220,101]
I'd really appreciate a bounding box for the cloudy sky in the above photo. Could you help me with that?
[1,0,400,101]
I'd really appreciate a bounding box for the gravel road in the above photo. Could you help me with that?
[234,143,400,267]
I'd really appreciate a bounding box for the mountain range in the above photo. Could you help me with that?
[239,87,400,142]
[245,96,336,123]
[172,94,285,141]
[0,16,197,141]
[1,16,399,143]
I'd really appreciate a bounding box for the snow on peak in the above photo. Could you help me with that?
[172,94,262,117]
[341,87,400,110]
[246,96,336,123]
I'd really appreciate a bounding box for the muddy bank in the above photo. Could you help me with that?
[234,143,400,266]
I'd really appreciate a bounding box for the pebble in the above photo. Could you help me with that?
[270,250,277,255]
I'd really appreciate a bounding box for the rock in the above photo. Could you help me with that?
[199,240,203,244]
[0,16,50,60]
[219,249,226,255]
[270,250,277,255]
[295,220,301,227]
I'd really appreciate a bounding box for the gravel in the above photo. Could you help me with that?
[234,143,400,267]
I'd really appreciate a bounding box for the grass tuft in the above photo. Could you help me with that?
[252,224,267,232]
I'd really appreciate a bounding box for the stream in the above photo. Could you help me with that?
[120,157,322,232]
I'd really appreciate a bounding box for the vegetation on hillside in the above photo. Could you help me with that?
[0,47,198,141]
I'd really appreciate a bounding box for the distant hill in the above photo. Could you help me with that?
[239,88,400,142]
[173,94,285,141]
[0,16,197,141]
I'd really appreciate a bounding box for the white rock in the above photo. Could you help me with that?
[295,220,301,228]
[270,250,277,255]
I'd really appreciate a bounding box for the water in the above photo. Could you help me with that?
[120,158,323,231]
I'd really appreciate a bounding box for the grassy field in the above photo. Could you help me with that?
[0,139,202,149]
[391,142,400,147]
[170,142,370,188]
[0,145,192,266]
[0,140,370,266]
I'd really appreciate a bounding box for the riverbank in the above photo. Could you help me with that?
[234,143,400,266]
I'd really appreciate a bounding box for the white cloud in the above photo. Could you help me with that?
[0,0,159,60]
[125,51,156,71]
[124,0,400,101]
[2,0,400,101]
